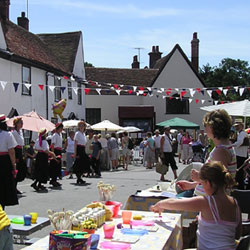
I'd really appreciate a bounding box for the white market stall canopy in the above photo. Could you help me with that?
[63,120,91,129]
[117,126,142,134]
[91,120,124,131]
[200,100,250,117]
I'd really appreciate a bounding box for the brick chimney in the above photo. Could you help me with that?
[0,0,10,21]
[17,12,29,31]
[191,32,199,72]
[148,45,162,69]
[131,55,139,69]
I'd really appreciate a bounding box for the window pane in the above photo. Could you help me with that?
[54,77,61,102]
[22,66,31,95]
[166,97,189,114]
[68,81,72,100]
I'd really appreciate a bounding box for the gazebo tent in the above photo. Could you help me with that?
[156,117,200,130]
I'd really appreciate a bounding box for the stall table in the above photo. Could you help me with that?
[9,215,50,244]
[21,210,183,250]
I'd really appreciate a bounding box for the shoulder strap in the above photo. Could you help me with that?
[207,196,219,223]
[233,198,241,223]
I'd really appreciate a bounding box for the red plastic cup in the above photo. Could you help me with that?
[122,211,132,224]
[103,224,115,239]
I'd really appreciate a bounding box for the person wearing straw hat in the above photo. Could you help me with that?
[72,121,90,184]
[49,122,64,187]
[12,117,26,195]
[31,128,56,191]
[231,120,249,189]
[0,114,18,209]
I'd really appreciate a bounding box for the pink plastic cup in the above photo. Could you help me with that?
[103,224,115,239]
[122,211,132,224]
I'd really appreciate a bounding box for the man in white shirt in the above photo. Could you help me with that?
[153,130,161,163]
[231,122,249,189]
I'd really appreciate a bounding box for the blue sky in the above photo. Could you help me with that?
[10,0,250,69]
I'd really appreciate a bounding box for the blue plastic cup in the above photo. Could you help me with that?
[23,215,32,226]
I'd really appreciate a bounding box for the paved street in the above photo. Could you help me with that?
[6,159,186,250]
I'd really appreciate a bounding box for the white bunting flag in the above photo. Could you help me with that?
[207,90,213,98]
[175,88,179,92]
[189,88,196,97]
[0,81,7,90]
[223,89,228,96]
[218,87,223,91]
[162,96,166,99]
[73,87,78,95]
[139,90,144,95]
[239,88,245,96]
[49,86,55,92]
[161,88,165,92]
[24,83,31,90]
[136,92,140,96]
[157,89,162,93]
[189,98,193,103]
[147,87,152,91]
[133,86,137,92]
[214,100,218,105]
[116,90,121,95]
[234,86,239,92]
[201,100,205,104]
[120,85,124,88]
[70,76,75,81]
[96,88,101,95]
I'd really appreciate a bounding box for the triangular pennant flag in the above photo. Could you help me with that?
[61,87,66,93]
[165,90,171,95]
[116,90,121,95]
[63,76,69,80]
[114,84,118,89]
[156,95,159,98]
[195,99,199,104]
[157,89,163,93]
[218,87,223,91]
[160,88,165,92]
[180,91,187,97]
[24,83,31,90]
[220,101,225,104]
[147,87,152,91]
[196,88,201,93]
[189,88,196,97]
[215,89,221,95]
[84,88,90,95]
[49,86,55,92]
[70,76,75,81]
[207,90,213,97]
[162,96,166,99]
[223,89,228,96]
[73,87,78,95]
[189,98,193,103]
[201,90,205,95]
[96,88,101,95]
[234,86,239,92]
[0,81,7,90]
[38,84,44,91]
[128,90,133,94]
[120,85,124,88]
[175,88,179,92]
[214,100,218,105]
[139,90,144,95]
[201,100,205,104]
[143,93,147,96]
[136,92,140,96]
[13,82,19,92]
[139,87,144,91]
[133,86,137,92]
[239,88,245,96]
[57,77,61,80]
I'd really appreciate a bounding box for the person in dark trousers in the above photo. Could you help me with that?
[50,122,64,187]
[0,114,18,210]
[90,134,102,177]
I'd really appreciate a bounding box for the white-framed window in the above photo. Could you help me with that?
[54,77,61,102]
[22,66,31,95]
[68,81,73,100]
[77,82,82,105]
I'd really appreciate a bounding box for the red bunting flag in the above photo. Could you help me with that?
[180,91,187,97]
[143,93,147,96]
[114,84,118,89]
[38,84,44,90]
[139,87,144,90]
[196,88,201,93]
[195,99,199,104]
[128,90,133,94]
[248,87,250,93]
[220,101,225,104]
[216,89,221,95]
[63,76,69,80]
[84,88,90,95]
[169,96,173,100]
[165,91,171,95]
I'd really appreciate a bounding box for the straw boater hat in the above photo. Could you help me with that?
[39,128,48,136]
[154,129,160,133]
[13,117,22,126]
[0,114,9,123]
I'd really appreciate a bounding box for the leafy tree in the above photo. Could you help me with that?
[84,62,94,67]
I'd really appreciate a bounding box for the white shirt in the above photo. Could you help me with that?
[74,131,87,146]
[162,134,172,153]
[51,132,63,149]
[232,130,249,158]
[66,137,75,153]
[153,135,162,149]
[12,129,24,146]
[99,137,108,148]
[0,130,17,152]
[85,135,94,154]
[34,139,49,152]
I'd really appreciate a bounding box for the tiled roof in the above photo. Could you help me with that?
[85,67,158,87]
[1,20,69,74]
[37,32,81,73]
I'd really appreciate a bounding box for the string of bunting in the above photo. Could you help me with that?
[0,78,250,104]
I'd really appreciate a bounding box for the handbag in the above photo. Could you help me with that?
[155,157,168,175]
